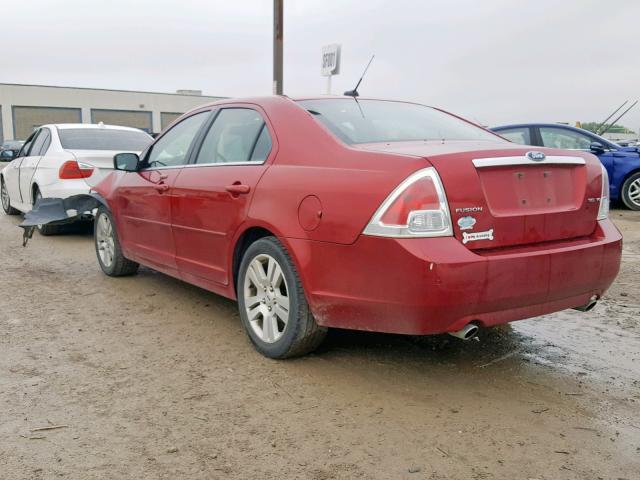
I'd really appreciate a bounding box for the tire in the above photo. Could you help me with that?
[1,177,20,215]
[237,236,327,359]
[33,188,67,235]
[94,206,139,277]
[621,172,640,211]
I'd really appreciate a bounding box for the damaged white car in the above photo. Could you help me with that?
[1,123,151,234]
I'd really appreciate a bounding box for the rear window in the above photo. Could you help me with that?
[58,128,152,151]
[298,99,500,145]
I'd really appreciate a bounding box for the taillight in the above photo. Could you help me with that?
[363,167,453,237]
[597,164,609,220]
[59,160,94,179]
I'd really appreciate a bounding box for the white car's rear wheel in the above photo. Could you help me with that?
[1,177,19,215]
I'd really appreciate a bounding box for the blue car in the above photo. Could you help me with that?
[491,123,640,210]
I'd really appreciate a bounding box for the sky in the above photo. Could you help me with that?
[3,0,640,131]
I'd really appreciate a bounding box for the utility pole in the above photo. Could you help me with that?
[273,0,283,95]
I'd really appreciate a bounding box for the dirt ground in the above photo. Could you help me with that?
[0,209,638,480]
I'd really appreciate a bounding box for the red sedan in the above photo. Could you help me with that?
[91,97,622,358]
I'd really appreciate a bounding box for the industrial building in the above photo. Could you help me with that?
[0,83,224,142]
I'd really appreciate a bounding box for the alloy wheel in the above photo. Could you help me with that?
[628,178,640,208]
[1,180,9,212]
[96,213,115,268]
[243,254,290,343]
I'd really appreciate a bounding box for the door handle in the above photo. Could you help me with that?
[154,183,170,192]
[225,184,251,195]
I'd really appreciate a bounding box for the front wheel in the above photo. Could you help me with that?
[237,237,327,359]
[94,207,139,276]
[621,172,640,211]
[1,177,20,215]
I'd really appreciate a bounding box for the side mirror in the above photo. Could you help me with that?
[0,150,15,161]
[114,152,140,172]
[590,142,606,154]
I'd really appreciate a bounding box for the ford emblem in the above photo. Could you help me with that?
[526,151,546,161]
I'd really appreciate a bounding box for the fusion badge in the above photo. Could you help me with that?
[457,215,476,231]
[462,228,494,244]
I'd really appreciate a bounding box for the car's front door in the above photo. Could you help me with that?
[4,131,38,206]
[113,111,211,275]
[171,107,275,288]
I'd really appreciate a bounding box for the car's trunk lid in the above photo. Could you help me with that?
[355,141,602,249]
[66,149,140,188]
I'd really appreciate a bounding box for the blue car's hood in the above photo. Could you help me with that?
[618,146,640,154]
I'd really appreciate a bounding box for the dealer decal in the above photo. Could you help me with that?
[457,215,476,231]
[462,228,494,244]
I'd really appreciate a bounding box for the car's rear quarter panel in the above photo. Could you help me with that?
[248,98,426,245]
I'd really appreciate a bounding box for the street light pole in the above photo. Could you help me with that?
[273,0,283,95]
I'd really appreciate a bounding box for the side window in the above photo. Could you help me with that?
[195,108,272,164]
[36,128,51,155]
[497,127,531,145]
[146,111,209,168]
[28,129,49,157]
[540,127,592,150]
[20,130,39,157]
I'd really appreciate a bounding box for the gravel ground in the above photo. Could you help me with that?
[0,209,638,479]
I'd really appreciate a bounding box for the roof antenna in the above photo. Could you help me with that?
[344,55,375,97]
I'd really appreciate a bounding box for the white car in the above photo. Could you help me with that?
[1,123,151,233]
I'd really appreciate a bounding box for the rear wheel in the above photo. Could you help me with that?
[237,236,327,359]
[33,188,66,235]
[94,207,139,276]
[621,172,640,211]
[1,177,19,215]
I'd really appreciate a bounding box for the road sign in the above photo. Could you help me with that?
[321,44,341,77]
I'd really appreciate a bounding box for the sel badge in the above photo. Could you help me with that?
[457,216,476,230]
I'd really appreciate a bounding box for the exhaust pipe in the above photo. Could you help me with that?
[573,295,599,312]
[449,323,479,341]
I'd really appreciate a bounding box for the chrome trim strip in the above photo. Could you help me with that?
[142,160,266,171]
[472,156,585,168]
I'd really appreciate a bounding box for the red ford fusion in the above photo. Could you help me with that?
[90,96,622,358]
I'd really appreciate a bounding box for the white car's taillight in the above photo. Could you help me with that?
[597,163,609,220]
[59,160,94,179]
[363,167,453,238]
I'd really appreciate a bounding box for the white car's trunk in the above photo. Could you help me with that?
[66,150,140,187]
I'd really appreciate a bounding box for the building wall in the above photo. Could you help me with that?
[0,83,224,140]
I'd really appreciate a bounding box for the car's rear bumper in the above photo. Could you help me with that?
[41,180,91,200]
[289,219,622,335]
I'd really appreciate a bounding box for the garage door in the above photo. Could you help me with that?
[161,112,183,131]
[13,106,81,140]
[91,109,152,133]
